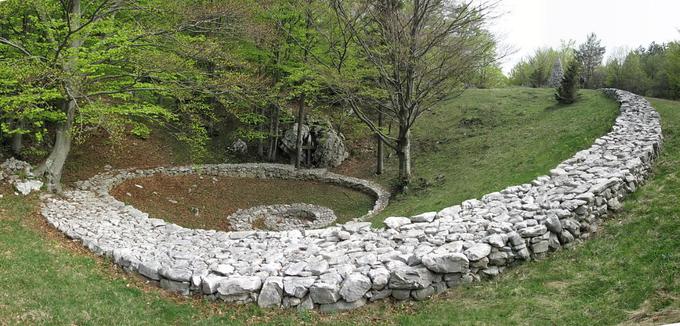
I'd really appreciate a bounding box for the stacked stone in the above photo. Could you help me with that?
[228,204,337,231]
[73,163,389,223]
[40,89,662,311]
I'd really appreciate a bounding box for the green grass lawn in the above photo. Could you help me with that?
[1,89,679,325]
[374,88,620,223]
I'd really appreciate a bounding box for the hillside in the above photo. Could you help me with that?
[3,88,677,325]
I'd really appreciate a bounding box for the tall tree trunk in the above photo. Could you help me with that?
[39,100,75,192]
[268,104,280,161]
[294,0,313,169]
[396,127,411,187]
[11,120,24,156]
[294,96,305,169]
[376,108,384,175]
[37,0,81,192]
[257,107,265,158]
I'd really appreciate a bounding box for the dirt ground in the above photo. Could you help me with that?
[111,174,375,232]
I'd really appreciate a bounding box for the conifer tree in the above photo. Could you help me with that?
[555,59,580,104]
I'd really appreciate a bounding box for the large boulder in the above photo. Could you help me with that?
[312,123,349,168]
[281,123,311,164]
[280,119,348,168]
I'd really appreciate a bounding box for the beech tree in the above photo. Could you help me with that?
[330,0,497,186]
[577,33,606,89]
[0,0,245,191]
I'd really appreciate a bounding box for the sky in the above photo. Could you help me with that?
[490,0,680,74]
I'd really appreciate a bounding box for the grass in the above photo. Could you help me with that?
[372,88,620,224]
[1,89,679,325]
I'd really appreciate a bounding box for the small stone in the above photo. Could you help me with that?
[422,252,469,273]
[487,234,505,247]
[411,286,435,301]
[138,261,161,280]
[14,180,43,196]
[310,282,341,304]
[369,289,392,302]
[368,268,390,290]
[544,215,562,233]
[284,262,307,276]
[464,243,492,261]
[391,289,412,300]
[307,260,329,276]
[319,298,366,313]
[217,276,262,296]
[284,276,316,298]
[411,212,436,223]
[532,240,550,254]
[339,273,371,302]
[298,295,314,311]
[337,231,351,240]
[342,222,371,233]
[389,266,434,289]
[258,277,284,308]
[159,267,192,282]
[160,279,190,296]
[518,225,548,238]
[201,274,226,294]
[384,216,411,229]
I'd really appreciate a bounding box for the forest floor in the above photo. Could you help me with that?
[0,88,678,325]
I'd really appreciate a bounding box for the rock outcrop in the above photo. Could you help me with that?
[280,120,348,168]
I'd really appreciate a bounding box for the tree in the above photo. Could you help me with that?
[667,42,680,99]
[509,44,574,87]
[0,0,245,191]
[548,58,564,88]
[576,33,606,89]
[620,52,650,95]
[555,59,580,104]
[330,0,497,186]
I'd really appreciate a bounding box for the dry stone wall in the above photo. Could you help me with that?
[40,89,662,312]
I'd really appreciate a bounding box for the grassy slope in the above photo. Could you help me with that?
[375,88,619,222]
[1,90,679,325]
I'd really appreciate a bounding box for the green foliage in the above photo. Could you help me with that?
[510,45,575,88]
[375,88,617,220]
[577,33,606,89]
[555,59,581,104]
[620,52,650,95]
[601,41,680,99]
[0,59,63,144]
[666,42,680,99]
[3,89,661,326]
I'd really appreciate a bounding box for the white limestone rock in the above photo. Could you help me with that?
[339,273,371,302]
[384,216,411,229]
[258,276,284,308]
[422,252,469,273]
[15,180,43,195]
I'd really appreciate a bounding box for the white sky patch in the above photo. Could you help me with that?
[490,0,680,74]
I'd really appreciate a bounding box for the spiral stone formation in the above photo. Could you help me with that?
[41,89,662,312]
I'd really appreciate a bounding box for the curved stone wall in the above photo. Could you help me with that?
[40,89,662,312]
[228,204,338,231]
[74,163,390,222]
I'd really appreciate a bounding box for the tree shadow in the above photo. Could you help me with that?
[545,95,582,111]
[545,102,572,111]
